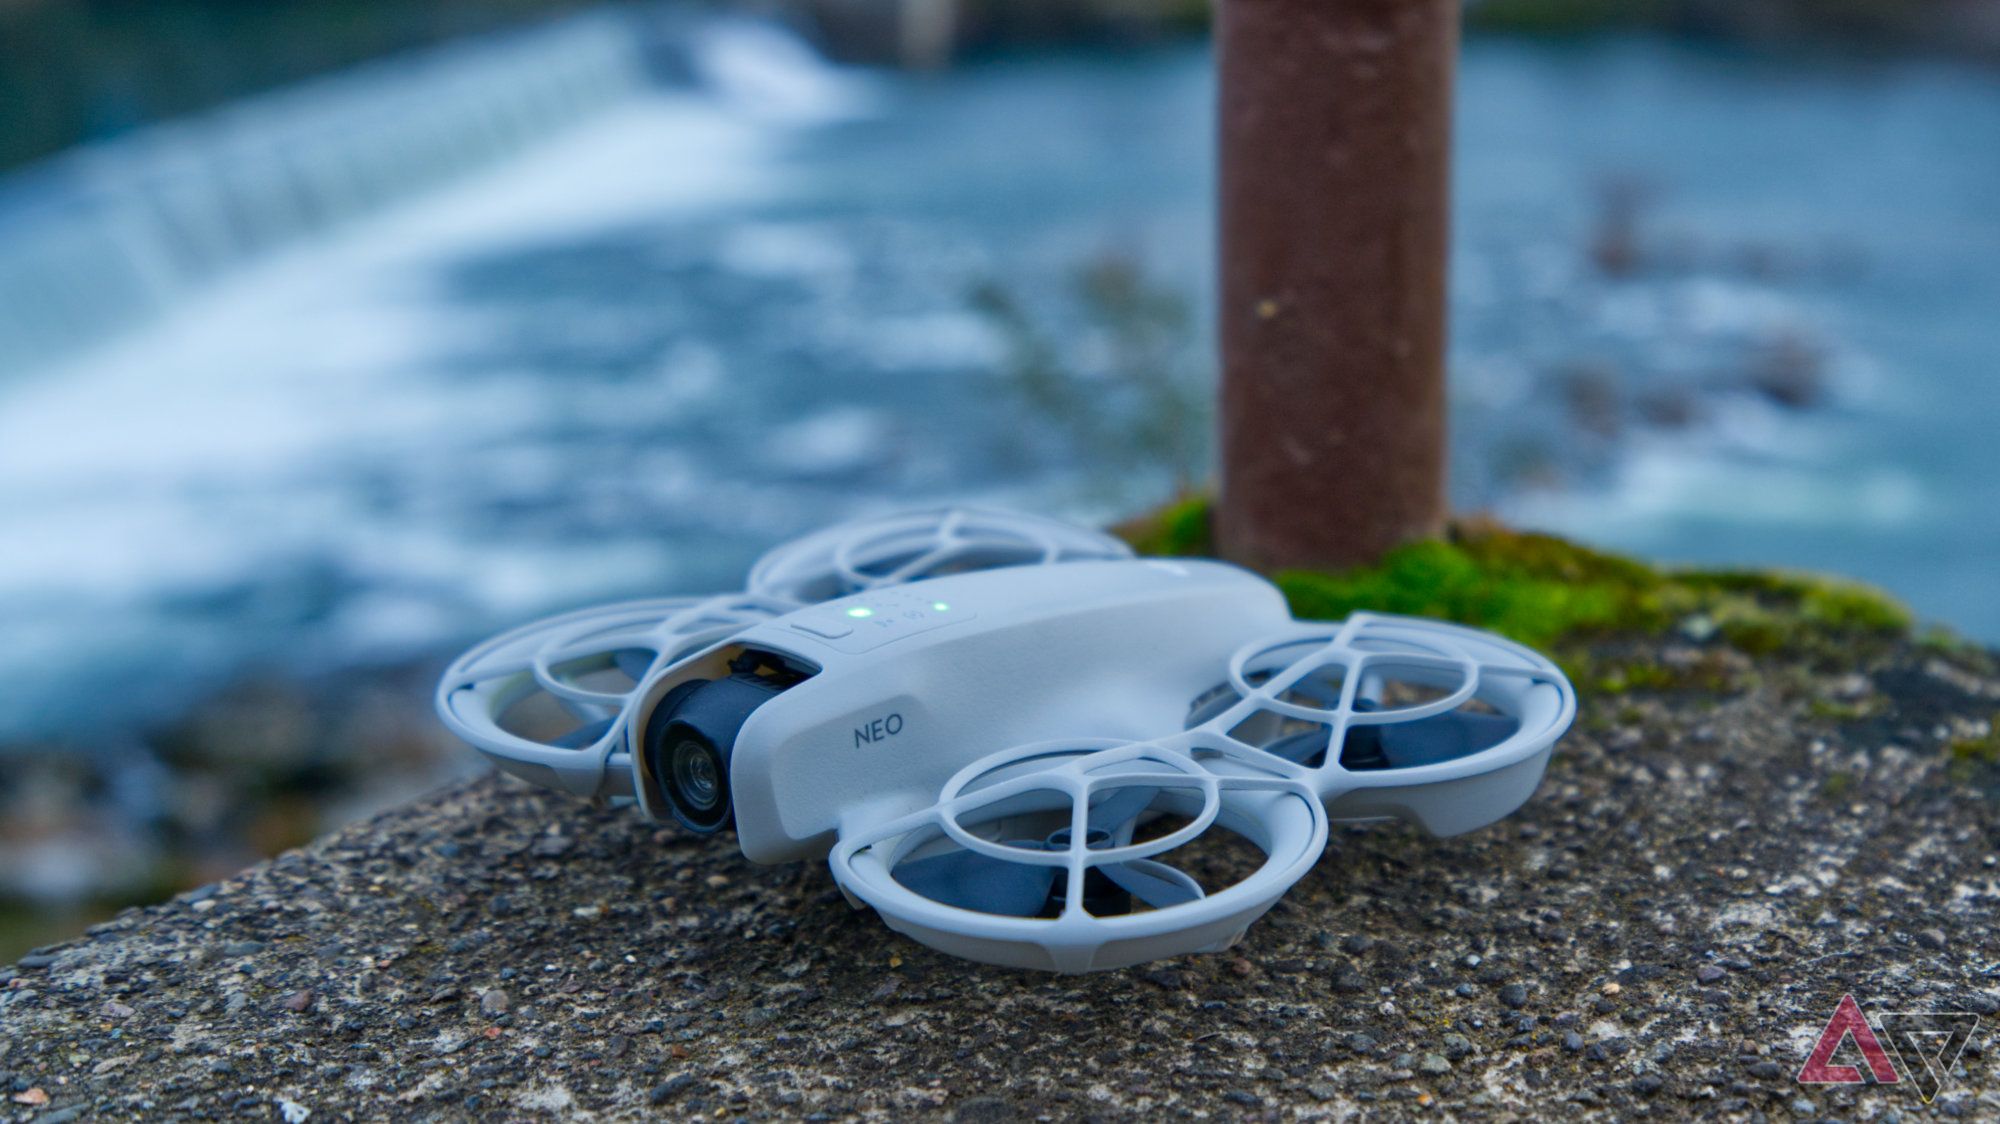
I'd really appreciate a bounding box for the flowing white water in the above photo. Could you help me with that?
[0,10,653,379]
[0,14,901,740]
[1,30,1997,747]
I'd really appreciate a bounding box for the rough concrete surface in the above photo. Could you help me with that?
[5,636,2000,1122]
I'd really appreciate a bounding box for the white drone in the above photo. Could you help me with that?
[437,508,1574,972]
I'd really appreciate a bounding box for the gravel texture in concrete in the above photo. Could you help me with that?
[4,636,2000,1121]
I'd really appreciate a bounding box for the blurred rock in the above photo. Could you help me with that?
[1588,177,1651,278]
[1561,362,1624,439]
[1746,331,1827,410]
[0,657,472,961]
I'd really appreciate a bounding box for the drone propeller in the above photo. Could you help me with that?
[746,506,1134,603]
[434,594,794,799]
[831,740,1326,972]
[891,780,1199,916]
[1187,613,1575,834]
[549,717,617,750]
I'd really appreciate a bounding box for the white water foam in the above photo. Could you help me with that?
[0,20,878,738]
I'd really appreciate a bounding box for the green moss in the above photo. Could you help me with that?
[1673,569,1911,636]
[1919,625,1970,654]
[1808,698,1877,722]
[1821,771,1857,800]
[1118,495,1918,666]
[1719,616,1788,657]
[1275,533,1662,652]
[1589,661,1683,694]
[1949,717,2000,765]
[1112,493,1213,557]
[1802,583,1914,634]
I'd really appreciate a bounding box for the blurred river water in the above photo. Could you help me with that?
[0,15,1997,753]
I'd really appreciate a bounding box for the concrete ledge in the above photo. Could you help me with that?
[4,638,1999,1120]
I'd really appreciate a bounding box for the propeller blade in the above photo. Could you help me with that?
[1086,785,1160,835]
[894,849,1060,916]
[1286,674,1344,708]
[1098,859,1203,909]
[1264,727,1330,764]
[1343,709,1519,769]
[550,718,615,749]
[1375,710,1518,767]
[611,648,657,681]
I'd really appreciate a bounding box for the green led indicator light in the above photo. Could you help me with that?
[845,606,873,618]
[931,601,951,612]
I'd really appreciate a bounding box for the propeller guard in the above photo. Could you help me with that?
[830,739,1327,973]
[435,594,794,799]
[1195,613,1576,835]
[747,506,1134,603]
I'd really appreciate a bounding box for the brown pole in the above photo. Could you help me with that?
[1215,0,1455,571]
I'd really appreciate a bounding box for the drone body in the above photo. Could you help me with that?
[660,559,1291,864]
[438,509,1575,972]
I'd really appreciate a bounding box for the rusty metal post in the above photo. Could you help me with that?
[1215,0,1455,571]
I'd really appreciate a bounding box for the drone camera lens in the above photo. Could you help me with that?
[670,735,723,811]
[644,651,808,835]
[658,720,732,832]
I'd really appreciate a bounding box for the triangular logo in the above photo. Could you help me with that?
[1798,994,1900,1085]
[1878,1012,1980,1103]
